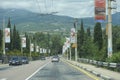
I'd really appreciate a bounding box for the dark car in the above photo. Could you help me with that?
[9,56,22,65]
[51,56,59,62]
[21,56,29,64]
[40,56,46,60]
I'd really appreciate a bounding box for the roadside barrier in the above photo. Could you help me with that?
[78,58,120,71]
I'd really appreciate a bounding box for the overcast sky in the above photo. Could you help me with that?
[0,0,119,18]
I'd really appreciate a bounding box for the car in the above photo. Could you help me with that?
[9,56,22,66]
[40,56,46,60]
[21,56,29,64]
[51,56,59,62]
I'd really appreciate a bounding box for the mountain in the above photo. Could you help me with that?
[0,8,120,33]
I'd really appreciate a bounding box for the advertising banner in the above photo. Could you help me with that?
[30,43,34,52]
[5,28,10,43]
[36,46,39,52]
[21,37,26,48]
[48,49,51,53]
[70,28,76,43]
[95,0,106,21]
[40,48,43,53]
[66,37,70,48]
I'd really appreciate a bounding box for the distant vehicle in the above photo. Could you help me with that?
[9,56,22,65]
[40,56,46,60]
[21,56,29,64]
[51,56,59,62]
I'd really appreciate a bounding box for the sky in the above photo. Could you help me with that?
[0,0,120,18]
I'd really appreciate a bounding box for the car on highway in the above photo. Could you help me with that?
[9,56,22,66]
[51,56,59,62]
[21,56,29,64]
[40,56,46,60]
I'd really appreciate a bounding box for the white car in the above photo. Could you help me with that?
[51,56,59,62]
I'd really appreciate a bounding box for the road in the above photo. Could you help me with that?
[0,59,50,80]
[29,61,94,80]
[0,59,98,80]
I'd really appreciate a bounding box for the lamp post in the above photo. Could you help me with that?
[2,9,15,63]
[107,0,116,57]
[75,18,78,62]
[2,17,7,63]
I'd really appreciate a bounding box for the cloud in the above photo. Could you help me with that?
[0,0,119,18]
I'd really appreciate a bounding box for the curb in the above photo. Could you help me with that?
[67,60,114,80]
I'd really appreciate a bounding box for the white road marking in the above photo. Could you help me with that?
[25,61,50,80]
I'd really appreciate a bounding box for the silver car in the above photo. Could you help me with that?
[51,56,59,62]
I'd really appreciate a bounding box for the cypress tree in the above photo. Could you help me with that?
[12,24,21,50]
[94,22,103,50]
[87,27,91,37]
[12,24,16,50]
[15,31,21,50]
[77,19,85,57]
[80,19,84,45]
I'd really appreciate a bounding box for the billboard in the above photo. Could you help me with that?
[30,43,34,52]
[36,46,39,52]
[5,28,10,43]
[95,0,106,21]
[21,37,26,48]
[40,48,43,53]
[70,28,76,43]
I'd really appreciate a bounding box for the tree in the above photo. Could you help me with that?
[12,24,16,50]
[77,19,85,57]
[94,22,103,50]
[51,35,62,55]
[80,19,84,45]
[25,33,30,53]
[87,27,91,37]
[12,24,21,50]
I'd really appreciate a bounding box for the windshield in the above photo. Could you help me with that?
[0,0,120,80]
[12,57,18,60]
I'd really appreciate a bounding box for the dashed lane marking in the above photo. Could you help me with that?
[25,61,50,80]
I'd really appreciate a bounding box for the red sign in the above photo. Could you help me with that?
[95,0,105,7]
[95,0,106,20]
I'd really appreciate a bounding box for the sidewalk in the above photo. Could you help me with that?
[67,60,120,80]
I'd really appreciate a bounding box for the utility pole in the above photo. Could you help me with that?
[2,18,6,63]
[2,18,5,56]
[29,38,32,60]
[21,37,23,55]
[107,0,116,57]
[69,46,71,60]
[67,48,69,60]
[75,18,78,61]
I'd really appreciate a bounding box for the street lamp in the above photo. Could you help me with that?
[75,18,78,62]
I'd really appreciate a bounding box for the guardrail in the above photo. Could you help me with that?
[78,58,120,72]
[66,60,114,80]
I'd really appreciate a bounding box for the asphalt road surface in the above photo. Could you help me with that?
[29,61,94,80]
[0,59,50,80]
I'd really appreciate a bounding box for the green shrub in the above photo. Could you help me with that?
[106,52,120,63]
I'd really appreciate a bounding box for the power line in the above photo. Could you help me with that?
[35,0,42,14]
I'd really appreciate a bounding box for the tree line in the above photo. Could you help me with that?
[76,20,120,63]
[0,18,63,59]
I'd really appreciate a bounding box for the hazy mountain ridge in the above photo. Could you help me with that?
[0,8,120,32]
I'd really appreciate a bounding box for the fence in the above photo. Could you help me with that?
[78,58,120,72]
